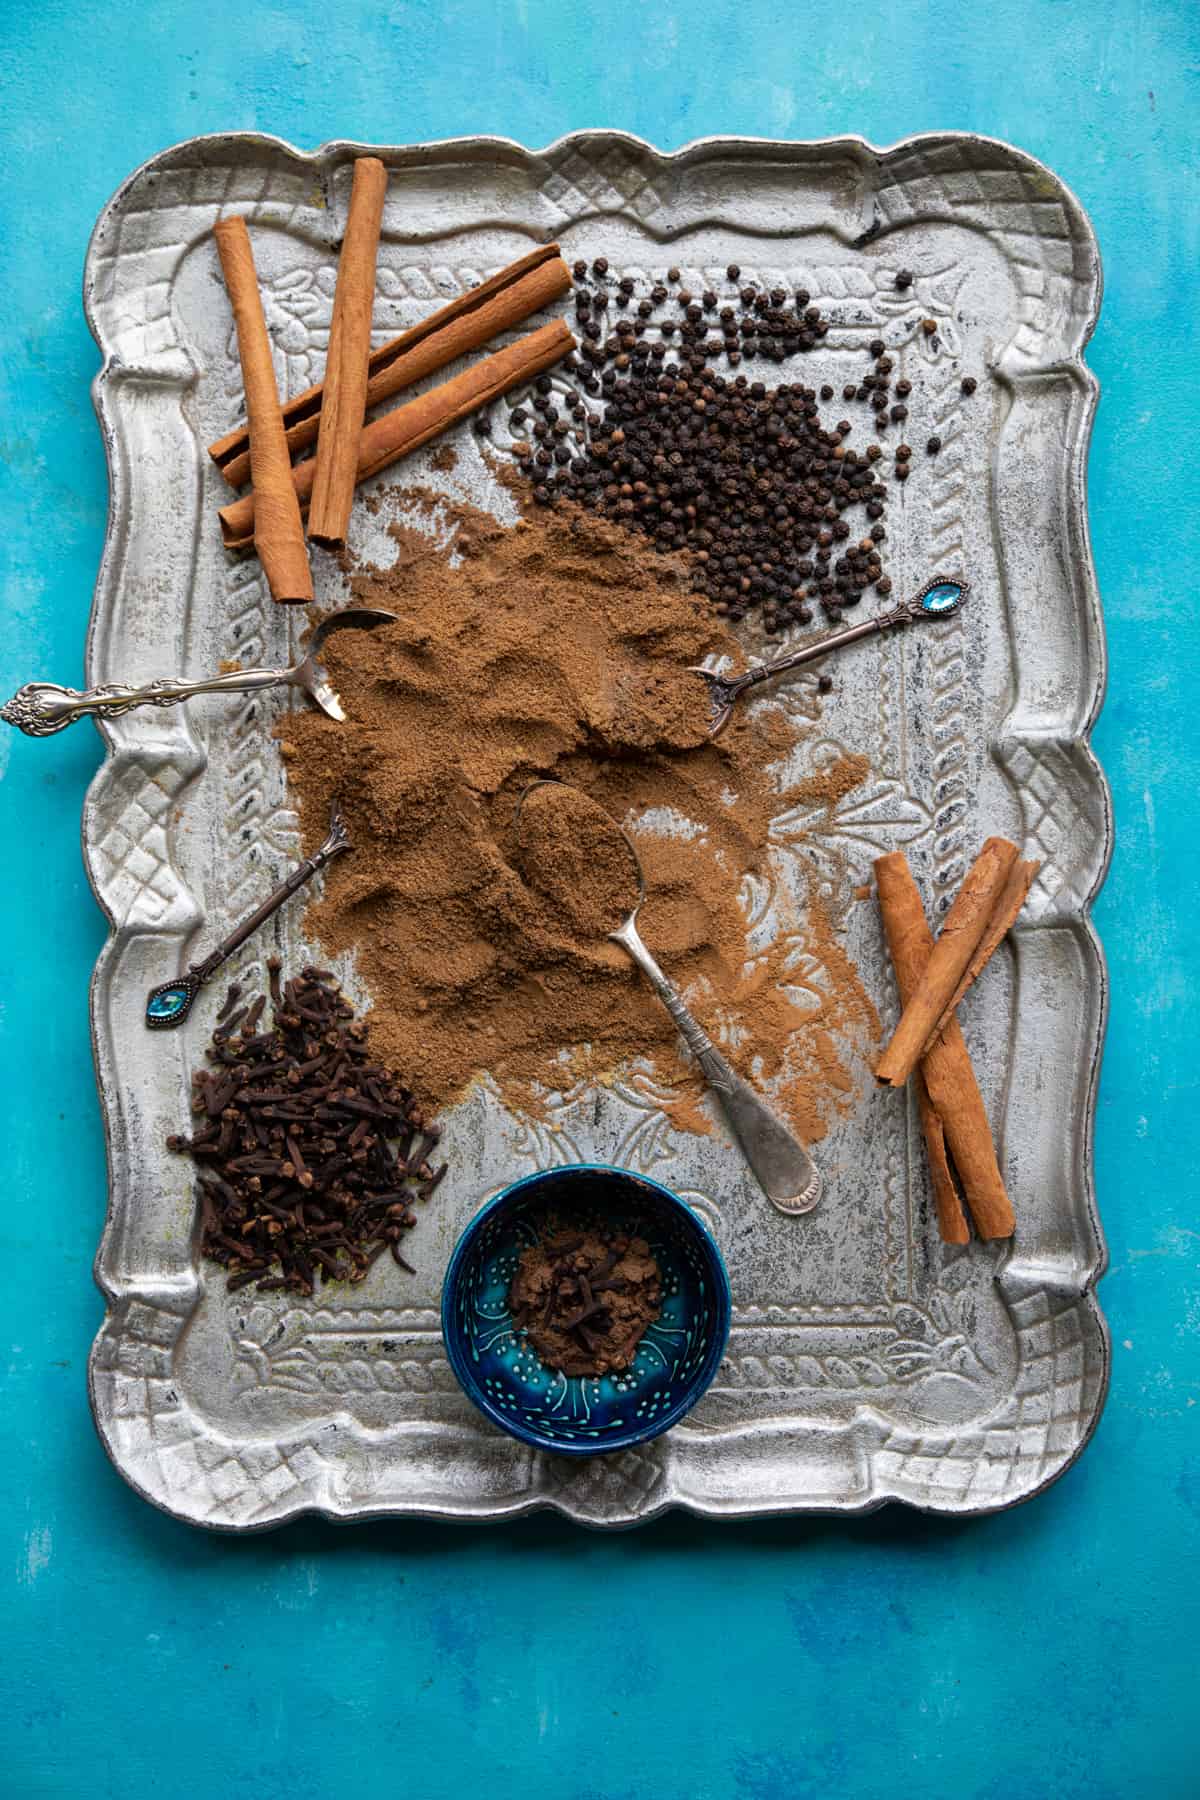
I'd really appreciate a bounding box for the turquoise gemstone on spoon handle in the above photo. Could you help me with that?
[145,983,198,1027]
[920,580,966,614]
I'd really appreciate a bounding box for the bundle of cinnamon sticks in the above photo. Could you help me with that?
[211,160,575,602]
[874,839,1040,1243]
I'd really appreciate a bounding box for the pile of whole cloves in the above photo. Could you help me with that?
[168,961,445,1296]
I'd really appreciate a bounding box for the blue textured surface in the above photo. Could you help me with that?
[1,3,1197,1795]
[442,1167,732,1452]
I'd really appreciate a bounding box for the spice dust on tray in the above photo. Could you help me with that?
[282,494,879,1142]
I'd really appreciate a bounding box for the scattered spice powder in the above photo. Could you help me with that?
[509,1225,662,1377]
[284,495,879,1140]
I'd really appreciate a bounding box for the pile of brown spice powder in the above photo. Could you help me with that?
[282,493,879,1140]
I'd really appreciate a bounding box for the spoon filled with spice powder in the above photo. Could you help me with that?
[515,781,821,1215]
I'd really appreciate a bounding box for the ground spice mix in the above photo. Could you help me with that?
[283,494,878,1140]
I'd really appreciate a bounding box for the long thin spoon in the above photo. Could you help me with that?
[2,605,397,736]
[144,802,351,1029]
[516,781,821,1215]
[691,575,968,737]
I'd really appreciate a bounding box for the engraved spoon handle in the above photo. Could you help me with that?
[609,916,821,1215]
[192,806,352,984]
[1,666,293,736]
[695,577,969,737]
[145,804,352,1028]
[723,602,915,701]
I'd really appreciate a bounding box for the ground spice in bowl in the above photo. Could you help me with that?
[508,1225,662,1378]
[283,494,879,1141]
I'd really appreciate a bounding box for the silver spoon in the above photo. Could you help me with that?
[144,801,351,1029]
[517,780,821,1215]
[691,575,969,737]
[1,604,398,736]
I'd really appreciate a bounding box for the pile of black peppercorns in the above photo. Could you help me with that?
[500,260,971,632]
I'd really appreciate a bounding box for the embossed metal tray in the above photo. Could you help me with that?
[83,131,1110,1528]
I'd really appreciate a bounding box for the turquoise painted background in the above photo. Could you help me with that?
[1,2,1196,1795]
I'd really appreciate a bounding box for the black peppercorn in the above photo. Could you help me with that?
[961,376,977,395]
[869,338,885,357]
[895,378,912,397]
[817,674,833,694]
[894,269,913,290]
[592,256,609,276]
[572,258,587,279]
[926,435,941,454]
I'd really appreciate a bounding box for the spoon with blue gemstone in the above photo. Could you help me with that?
[2,605,396,736]
[691,575,969,738]
[145,803,350,1029]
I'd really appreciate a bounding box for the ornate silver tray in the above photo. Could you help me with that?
[83,130,1110,1529]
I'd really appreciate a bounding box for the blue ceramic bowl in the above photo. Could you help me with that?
[441,1164,731,1456]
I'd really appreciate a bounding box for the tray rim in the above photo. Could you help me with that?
[79,126,1111,1531]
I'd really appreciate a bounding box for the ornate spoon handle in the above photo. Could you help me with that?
[145,805,351,1029]
[609,916,821,1215]
[2,667,292,736]
[694,575,969,736]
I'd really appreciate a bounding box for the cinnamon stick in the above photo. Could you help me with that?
[920,857,1041,1055]
[914,1075,968,1245]
[209,244,571,488]
[213,216,313,603]
[875,853,1015,1240]
[875,836,1019,1089]
[876,865,969,1243]
[307,157,389,548]
[218,318,575,550]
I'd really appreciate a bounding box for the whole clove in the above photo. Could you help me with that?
[170,970,445,1296]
